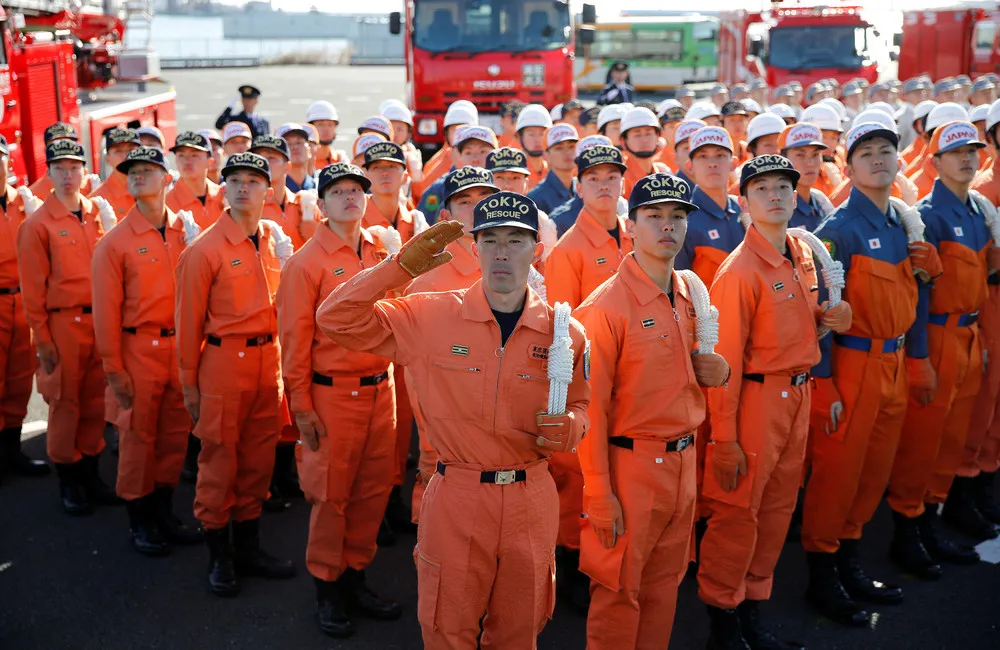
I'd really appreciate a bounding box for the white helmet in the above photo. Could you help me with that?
[913,100,939,122]
[620,107,661,135]
[970,103,990,124]
[867,101,896,117]
[685,102,721,121]
[801,104,843,132]
[818,97,848,126]
[740,98,763,114]
[747,113,787,145]
[379,99,414,126]
[987,98,1000,133]
[444,100,479,128]
[768,104,797,121]
[852,109,897,132]
[516,104,553,132]
[926,102,969,131]
[597,104,628,131]
[656,98,683,117]
[306,100,339,123]
[550,104,564,121]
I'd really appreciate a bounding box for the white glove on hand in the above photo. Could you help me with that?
[16,186,42,216]
[87,173,102,189]
[92,196,117,231]
[538,211,558,263]
[369,225,403,255]
[177,210,201,246]
[405,148,424,182]
[228,95,241,111]
[413,210,430,235]
[298,189,319,223]
[262,219,294,269]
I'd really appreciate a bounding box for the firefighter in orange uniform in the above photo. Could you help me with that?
[175,152,296,597]
[972,102,1000,205]
[249,135,308,250]
[699,155,852,650]
[89,128,142,221]
[222,122,253,158]
[17,140,115,514]
[577,173,730,650]
[29,123,97,199]
[316,193,590,650]
[0,136,49,481]
[91,146,203,556]
[620,107,671,199]
[167,131,226,230]
[364,140,420,243]
[402,166,499,524]
[515,104,553,190]
[908,104,972,200]
[888,121,996,573]
[278,162,401,638]
[778,123,835,231]
[721,101,751,165]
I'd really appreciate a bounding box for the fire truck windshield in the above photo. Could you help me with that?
[768,25,869,71]
[413,0,571,54]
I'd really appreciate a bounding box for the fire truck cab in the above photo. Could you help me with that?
[896,8,1000,82]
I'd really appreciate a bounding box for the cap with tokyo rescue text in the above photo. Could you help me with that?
[927,120,986,156]
[171,131,211,153]
[221,151,271,181]
[471,190,539,234]
[45,122,79,144]
[250,135,290,159]
[575,144,627,178]
[443,166,498,203]
[116,146,168,175]
[46,140,86,164]
[739,154,800,195]
[105,128,140,150]
[486,147,530,175]
[363,141,406,168]
[628,173,698,213]
[317,162,371,196]
[579,106,602,127]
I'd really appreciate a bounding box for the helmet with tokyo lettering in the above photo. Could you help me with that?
[628,173,697,214]
[738,154,800,196]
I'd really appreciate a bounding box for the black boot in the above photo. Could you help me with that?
[889,510,943,580]
[942,477,999,540]
[262,446,292,512]
[80,453,123,506]
[918,505,980,565]
[0,427,50,477]
[705,605,750,650]
[805,552,871,627]
[55,462,91,516]
[126,495,171,557]
[152,486,203,545]
[737,600,807,649]
[836,539,903,605]
[231,518,296,579]
[343,567,402,620]
[973,471,1000,525]
[205,525,240,597]
[556,548,591,615]
[272,443,303,499]
[376,516,397,547]
[316,576,355,638]
[181,434,200,484]
[384,485,417,534]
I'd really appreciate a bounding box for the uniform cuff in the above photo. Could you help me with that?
[289,390,314,415]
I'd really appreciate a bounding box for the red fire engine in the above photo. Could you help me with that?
[0,0,175,185]
[718,2,879,88]
[390,0,595,153]
[895,7,1000,81]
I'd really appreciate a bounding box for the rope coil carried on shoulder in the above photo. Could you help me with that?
[970,190,1000,247]
[677,269,719,354]
[547,302,574,416]
[788,227,844,339]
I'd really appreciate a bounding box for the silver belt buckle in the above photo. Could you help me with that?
[494,470,516,485]
[675,436,691,452]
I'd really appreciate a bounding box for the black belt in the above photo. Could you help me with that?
[312,370,389,387]
[436,461,526,485]
[609,434,694,452]
[0,286,20,295]
[51,305,92,314]
[123,326,176,337]
[206,333,273,347]
[744,372,809,386]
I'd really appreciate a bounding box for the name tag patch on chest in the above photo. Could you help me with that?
[58,230,68,237]
[641,318,656,328]
[596,257,607,265]
[230,259,242,267]
[333,267,345,276]
[687,306,697,319]
[773,281,784,291]
[451,344,469,357]
[954,227,965,238]
[708,229,720,240]
[138,247,148,255]
[528,344,549,362]
[868,238,881,250]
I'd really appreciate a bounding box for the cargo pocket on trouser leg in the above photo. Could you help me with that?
[414,547,442,632]
[192,393,240,525]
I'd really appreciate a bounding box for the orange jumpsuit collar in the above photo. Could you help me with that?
[460,279,551,335]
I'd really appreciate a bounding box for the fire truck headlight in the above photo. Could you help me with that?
[417,118,438,136]
[522,64,546,88]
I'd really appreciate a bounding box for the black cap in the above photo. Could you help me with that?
[0,135,8,156]
[317,162,371,196]
[221,152,271,182]
[443,166,498,203]
[575,145,627,178]
[636,100,659,113]
[661,106,687,123]
[46,140,87,164]
[563,98,584,111]
[738,154,800,195]
[239,85,261,98]
[105,128,141,150]
[471,191,539,234]
[363,141,406,168]
[628,173,698,213]
[499,100,526,118]
[611,61,629,72]
[45,122,79,144]
[250,135,290,159]
[116,146,169,175]
[721,101,748,117]
[579,106,602,127]
[170,131,211,153]
[486,147,530,175]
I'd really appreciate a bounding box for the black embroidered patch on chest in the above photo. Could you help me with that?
[528,344,549,361]
[641,318,655,328]
[772,281,784,291]
[451,344,469,357]
[333,267,345,276]
[138,247,148,255]
[231,259,242,267]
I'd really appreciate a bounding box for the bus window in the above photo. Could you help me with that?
[591,28,632,59]
[634,29,683,61]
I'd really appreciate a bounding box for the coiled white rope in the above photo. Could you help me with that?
[677,269,719,355]
[739,211,752,231]
[789,227,844,339]
[261,219,294,269]
[92,196,117,231]
[528,265,548,304]
[368,225,403,255]
[890,197,926,245]
[547,302,574,416]
[176,210,201,246]
[16,186,41,216]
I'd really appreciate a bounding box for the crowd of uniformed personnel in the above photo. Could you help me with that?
[1,69,999,650]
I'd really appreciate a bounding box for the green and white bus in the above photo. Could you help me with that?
[574,15,719,92]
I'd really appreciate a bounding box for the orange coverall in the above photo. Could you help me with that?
[412,144,452,201]
[89,172,136,221]
[889,181,991,517]
[576,256,704,650]
[972,162,1000,206]
[262,186,308,251]
[961,281,1000,476]
[699,225,822,609]
[528,157,549,191]
[907,158,939,201]
[175,212,283,530]
[29,174,95,201]
[622,156,670,200]
[401,239,481,522]
[278,222,395,581]
[313,144,348,170]
[544,207,632,550]
[0,186,35,432]
[91,207,190,500]
[166,178,226,230]
[316,260,590,650]
[17,194,105,463]
[901,138,925,170]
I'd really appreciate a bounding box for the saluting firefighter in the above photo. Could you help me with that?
[576,173,730,650]
[91,146,204,556]
[215,84,271,139]
[316,194,590,650]
[699,155,852,650]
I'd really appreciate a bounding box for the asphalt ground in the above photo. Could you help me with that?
[4,65,1000,649]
